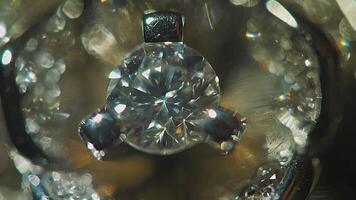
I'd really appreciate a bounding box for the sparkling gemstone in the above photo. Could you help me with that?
[339,17,356,41]
[34,51,55,69]
[25,38,38,52]
[230,0,249,6]
[46,9,66,33]
[107,43,220,154]
[62,0,84,19]
[81,24,118,58]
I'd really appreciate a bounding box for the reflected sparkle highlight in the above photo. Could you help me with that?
[1,49,12,65]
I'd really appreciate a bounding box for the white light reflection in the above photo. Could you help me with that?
[266,0,298,28]
[0,22,6,38]
[246,32,261,39]
[230,0,248,6]
[145,17,155,24]
[92,114,103,123]
[114,104,126,114]
[2,49,12,65]
[207,109,217,118]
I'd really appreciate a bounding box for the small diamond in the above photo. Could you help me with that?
[25,38,38,52]
[35,51,55,69]
[28,175,41,186]
[15,70,37,94]
[53,59,66,74]
[46,68,61,83]
[62,0,84,19]
[46,10,66,32]
[107,43,220,154]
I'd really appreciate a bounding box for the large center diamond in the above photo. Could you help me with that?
[107,43,220,154]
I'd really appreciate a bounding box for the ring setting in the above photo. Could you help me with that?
[79,11,246,158]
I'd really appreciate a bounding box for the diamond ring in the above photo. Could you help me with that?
[78,11,246,158]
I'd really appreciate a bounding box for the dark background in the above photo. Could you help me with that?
[310,65,356,199]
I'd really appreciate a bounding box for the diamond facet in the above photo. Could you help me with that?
[107,43,220,154]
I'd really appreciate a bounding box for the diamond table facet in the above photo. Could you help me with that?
[107,43,220,154]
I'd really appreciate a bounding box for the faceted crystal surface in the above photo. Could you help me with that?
[107,43,220,155]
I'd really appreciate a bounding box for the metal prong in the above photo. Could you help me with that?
[143,11,184,43]
[203,107,246,154]
[78,108,121,154]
